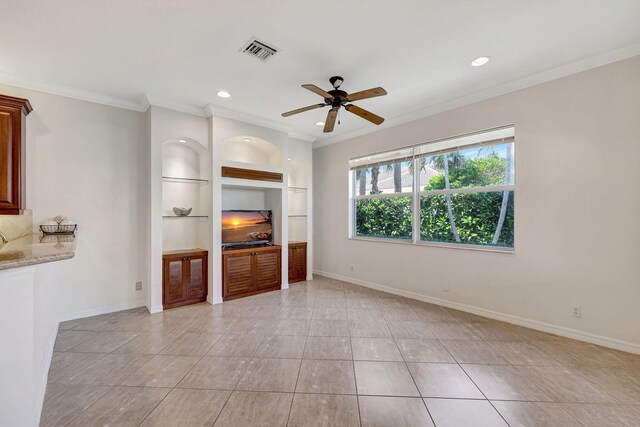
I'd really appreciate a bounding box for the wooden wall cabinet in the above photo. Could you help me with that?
[222,245,281,300]
[163,249,208,309]
[0,95,32,215]
[288,241,307,284]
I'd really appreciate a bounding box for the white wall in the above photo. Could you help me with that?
[222,188,267,211]
[0,267,36,426]
[0,84,148,318]
[313,56,640,352]
[0,261,69,427]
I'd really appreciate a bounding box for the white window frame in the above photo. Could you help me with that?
[348,126,515,252]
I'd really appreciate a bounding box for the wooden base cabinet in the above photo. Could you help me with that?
[222,245,281,301]
[163,249,208,309]
[288,241,307,284]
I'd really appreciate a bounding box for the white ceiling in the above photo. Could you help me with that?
[2,0,639,144]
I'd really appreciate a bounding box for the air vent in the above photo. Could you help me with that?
[240,37,278,62]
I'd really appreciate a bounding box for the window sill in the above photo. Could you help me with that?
[349,236,414,246]
[349,236,515,254]
[416,240,515,254]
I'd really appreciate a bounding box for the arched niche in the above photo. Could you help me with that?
[162,138,207,179]
[221,135,282,168]
[161,137,210,251]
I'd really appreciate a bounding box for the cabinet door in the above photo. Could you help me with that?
[288,247,296,280]
[164,257,187,305]
[255,250,280,290]
[223,253,254,297]
[293,246,306,280]
[187,255,207,299]
[0,108,21,213]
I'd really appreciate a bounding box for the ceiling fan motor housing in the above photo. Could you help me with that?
[326,89,349,107]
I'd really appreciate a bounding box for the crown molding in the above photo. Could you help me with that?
[142,94,209,117]
[3,41,637,148]
[287,131,316,143]
[314,42,640,149]
[0,71,146,112]
[0,73,317,142]
[205,104,316,142]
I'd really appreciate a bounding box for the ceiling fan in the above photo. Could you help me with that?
[281,76,387,133]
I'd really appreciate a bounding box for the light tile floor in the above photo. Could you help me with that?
[41,276,640,426]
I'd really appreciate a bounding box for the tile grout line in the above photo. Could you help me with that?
[346,289,363,427]
[284,290,308,427]
[44,281,640,426]
[134,334,223,427]
[421,303,514,426]
[382,296,438,426]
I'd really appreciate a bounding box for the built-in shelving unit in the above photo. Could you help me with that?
[149,111,312,311]
[288,186,308,242]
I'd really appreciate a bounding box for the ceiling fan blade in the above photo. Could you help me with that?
[323,108,339,133]
[345,104,385,125]
[347,87,387,102]
[281,103,326,117]
[302,84,334,99]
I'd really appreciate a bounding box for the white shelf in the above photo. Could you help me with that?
[162,176,209,183]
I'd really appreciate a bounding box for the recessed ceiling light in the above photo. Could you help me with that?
[178,139,187,143]
[315,121,325,126]
[288,158,292,161]
[217,90,231,98]
[471,56,490,67]
[243,138,251,142]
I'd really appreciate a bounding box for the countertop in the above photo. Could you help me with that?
[0,233,76,271]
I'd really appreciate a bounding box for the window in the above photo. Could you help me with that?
[351,148,414,240]
[349,126,515,250]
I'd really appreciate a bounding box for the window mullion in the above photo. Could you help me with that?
[412,157,419,244]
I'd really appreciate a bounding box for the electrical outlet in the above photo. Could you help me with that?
[571,305,581,318]
[442,283,450,292]
[350,265,355,272]
[135,281,142,291]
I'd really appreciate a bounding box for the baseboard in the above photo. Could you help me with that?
[207,296,223,305]
[147,304,164,314]
[314,270,640,355]
[34,320,59,427]
[58,300,147,322]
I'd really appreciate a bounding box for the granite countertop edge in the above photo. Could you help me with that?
[0,234,76,271]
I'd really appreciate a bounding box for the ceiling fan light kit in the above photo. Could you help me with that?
[282,76,387,133]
